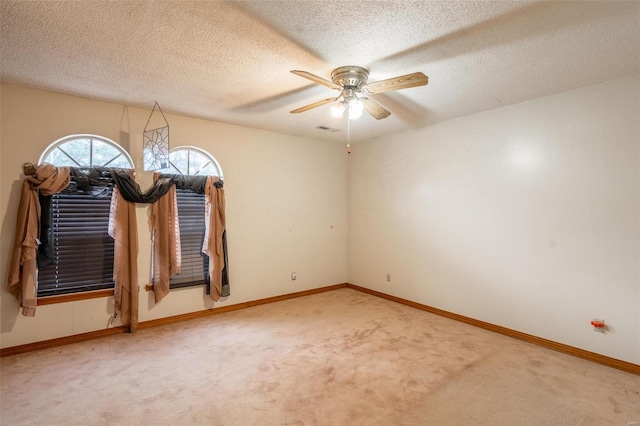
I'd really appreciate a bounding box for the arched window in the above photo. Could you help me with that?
[157,146,223,178]
[40,134,133,169]
[156,146,223,290]
[37,135,133,297]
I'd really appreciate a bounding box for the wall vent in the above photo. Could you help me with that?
[316,126,340,132]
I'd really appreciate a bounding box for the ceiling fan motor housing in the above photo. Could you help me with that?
[331,66,369,90]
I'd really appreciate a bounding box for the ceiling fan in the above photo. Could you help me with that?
[290,66,428,120]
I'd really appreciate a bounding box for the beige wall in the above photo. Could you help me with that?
[0,85,349,348]
[348,74,640,364]
[3,75,639,365]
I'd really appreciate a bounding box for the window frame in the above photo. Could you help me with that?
[158,145,223,178]
[39,134,134,168]
[37,134,133,303]
[155,146,223,290]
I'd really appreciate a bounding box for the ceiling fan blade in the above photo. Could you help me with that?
[291,70,341,90]
[361,97,391,120]
[290,97,338,114]
[365,72,428,94]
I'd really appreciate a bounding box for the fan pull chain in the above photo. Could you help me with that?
[347,116,351,154]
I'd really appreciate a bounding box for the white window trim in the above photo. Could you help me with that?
[167,145,223,178]
[39,134,134,168]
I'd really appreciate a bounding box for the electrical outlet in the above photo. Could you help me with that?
[291,272,297,281]
[386,274,391,283]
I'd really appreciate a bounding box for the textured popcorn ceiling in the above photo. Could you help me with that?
[1,1,639,142]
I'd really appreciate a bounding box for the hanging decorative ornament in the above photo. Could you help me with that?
[143,102,170,171]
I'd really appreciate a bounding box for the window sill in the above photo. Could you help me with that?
[145,283,206,291]
[37,289,115,306]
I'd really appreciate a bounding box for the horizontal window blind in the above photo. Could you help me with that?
[37,188,115,297]
[170,189,209,289]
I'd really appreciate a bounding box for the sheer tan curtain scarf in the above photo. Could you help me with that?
[203,176,226,301]
[108,169,139,332]
[151,172,181,303]
[7,164,70,316]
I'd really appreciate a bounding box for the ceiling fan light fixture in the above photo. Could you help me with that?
[331,98,363,120]
[331,103,346,118]
[348,99,363,120]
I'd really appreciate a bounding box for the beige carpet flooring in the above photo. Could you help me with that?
[1,288,639,425]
